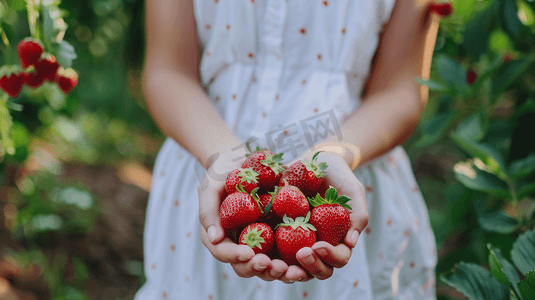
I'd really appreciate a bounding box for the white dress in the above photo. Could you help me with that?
[135,0,438,299]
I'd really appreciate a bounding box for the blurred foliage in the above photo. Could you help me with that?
[408,0,535,298]
[1,0,158,298]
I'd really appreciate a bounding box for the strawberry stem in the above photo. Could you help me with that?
[278,212,316,231]
[308,187,352,210]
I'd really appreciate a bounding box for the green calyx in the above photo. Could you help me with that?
[302,151,328,178]
[237,168,259,184]
[260,152,285,175]
[236,186,264,214]
[308,187,352,210]
[241,226,265,250]
[277,212,316,231]
[0,65,23,77]
[244,144,261,157]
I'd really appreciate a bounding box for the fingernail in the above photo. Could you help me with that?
[238,253,253,262]
[315,248,328,257]
[350,230,359,247]
[207,225,218,243]
[300,253,315,265]
[288,280,295,283]
[298,278,303,282]
[253,263,267,271]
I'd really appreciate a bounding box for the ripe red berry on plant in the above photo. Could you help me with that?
[0,66,25,98]
[466,69,477,86]
[17,38,44,69]
[309,187,352,246]
[429,2,453,17]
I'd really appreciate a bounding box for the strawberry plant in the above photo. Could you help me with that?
[412,0,535,298]
[1,0,78,159]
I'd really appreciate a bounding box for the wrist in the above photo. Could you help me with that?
[305,142,361,171]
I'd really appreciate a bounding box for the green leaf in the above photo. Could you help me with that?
[477,209,520,234]
[518,271,535,300]
[434,55,470,95]
[415,78,449,92]
[415,111,457,147]
[325,187,337,201]
[451,134,507,175]
[441,262,510,300]
[42,6,55,44]
[517,180,535,199]
[0,97,15,157]
[511,228,535,275]
[454,160,509,197]
[7,0,26,11]
[50,41,77,68]
[509,154,535,179]
[500,0,523,38]
[455,111,487,142]
[492,58,534,101]
[488,244,521,298]
[462,7,494,59]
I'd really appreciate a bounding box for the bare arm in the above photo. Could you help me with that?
[313,0,439,167]
[144,0,244,168]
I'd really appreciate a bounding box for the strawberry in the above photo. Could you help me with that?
[239,223,275,255]
[242,146,285,188]
[309,187,352,246]
[220,186,262,229]
[35,55,60,82]
[0,66,25,98]
[466,69,477,86]
[17,38,44,68]
[275,212,317,265]
[272,185,309,219]
[55,67,78,95]
[23,67,45,89]
[429,2,453,17]
[279,151,328,197]
[225,168,259,194]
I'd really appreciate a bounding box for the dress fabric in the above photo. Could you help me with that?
[135,0,438,299]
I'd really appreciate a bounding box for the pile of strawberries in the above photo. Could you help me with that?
[220,148,353,266]
[0,38,78,99]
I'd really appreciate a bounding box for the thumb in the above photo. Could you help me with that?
[198,185,225,245]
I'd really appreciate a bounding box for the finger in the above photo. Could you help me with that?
[296,247,334,280]
[280,265,311,283]
[230,254,272,278]
[201,228,255,263]
[311,241,352,269]
[198,184,225,244]
[343,182,367,248]
[258,259,288,282]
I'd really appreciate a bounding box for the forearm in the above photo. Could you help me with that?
[333,79,423,166]
[144,67,244,168]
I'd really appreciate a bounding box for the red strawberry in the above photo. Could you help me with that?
[429,2,453,17]
[466,69,477,86]
[17,38,44,68]
[55,67,78,95]
[309,187,352,246]
[258,191,282,227]
[35,55,60,82]
[272,185,309,219]
[503,53,513,63]
[225,168,259,194]
[279,151,328,197]
[23,67,45,89]
[220,186,262,229]
[242,147,285,188]
[0,66,25,98]
[239,223,275,255]
[275,212,317,265]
